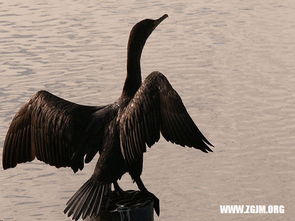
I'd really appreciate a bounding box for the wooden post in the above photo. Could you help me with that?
[85,190,154,221]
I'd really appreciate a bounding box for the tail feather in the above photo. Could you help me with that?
[82,184,100,219]
[66,180,91,217]
[64,177,111,220]
[73,183,95,219]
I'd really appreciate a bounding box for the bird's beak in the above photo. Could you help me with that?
[154,14,168,27]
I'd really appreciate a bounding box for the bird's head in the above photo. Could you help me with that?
[128,14,168,51]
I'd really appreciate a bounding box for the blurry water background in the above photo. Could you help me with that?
[0,0,295,220]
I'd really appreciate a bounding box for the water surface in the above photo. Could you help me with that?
[1,0,295,220]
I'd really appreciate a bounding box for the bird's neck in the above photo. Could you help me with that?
[122,40,144,98]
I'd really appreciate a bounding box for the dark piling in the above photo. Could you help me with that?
[85,190,154,221]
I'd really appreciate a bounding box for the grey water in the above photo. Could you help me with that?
[1,0,295,220]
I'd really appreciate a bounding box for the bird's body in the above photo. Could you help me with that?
[2,14,213,220]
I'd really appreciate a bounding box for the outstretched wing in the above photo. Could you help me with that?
[2,90,111,172]
[119,71,213,164]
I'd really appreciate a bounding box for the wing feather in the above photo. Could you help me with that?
[119,71,213,164]
[2,90,110,172]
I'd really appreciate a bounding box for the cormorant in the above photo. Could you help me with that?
[2,14,213,220]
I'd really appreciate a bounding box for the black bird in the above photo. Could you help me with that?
[2,14,213,220]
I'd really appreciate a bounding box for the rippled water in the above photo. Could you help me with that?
[1,0,295,220]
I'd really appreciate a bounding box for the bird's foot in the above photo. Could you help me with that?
[134,177,160,216]
[115,188,124,196]
[113,181,125,196]
[140,190,160,216]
